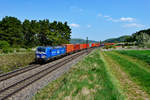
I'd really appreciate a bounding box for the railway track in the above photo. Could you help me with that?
[0,64,40,82]
[0,49,93,100]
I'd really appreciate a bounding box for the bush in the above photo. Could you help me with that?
[0,41,10,49]
[144,43,150,48]
[2,47,13,53]
[0,49,3,54]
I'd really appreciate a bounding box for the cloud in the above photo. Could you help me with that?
[123,23,145,28]
[108,17,135,22]
[120,17,135,22]
[87,25,91,28]
[97,13,136,22]
[69,23,80,28]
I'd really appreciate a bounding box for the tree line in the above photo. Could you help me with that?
[0,16,71,48]
[126,28,150,43]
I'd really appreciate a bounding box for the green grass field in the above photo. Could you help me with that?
[32,49,150,100]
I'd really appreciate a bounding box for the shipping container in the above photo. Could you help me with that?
[83,44,87,49]
[80,44,84,50]
[74,44,80,51]
[63,44,74,53]
[91,43,95,47]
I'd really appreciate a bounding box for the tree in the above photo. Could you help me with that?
[39,19,51,46]
[0,16,23,47]
[0,16,72,47]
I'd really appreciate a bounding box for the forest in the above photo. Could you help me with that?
[0,16,71,50]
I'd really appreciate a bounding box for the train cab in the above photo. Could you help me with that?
[35,46,51,62]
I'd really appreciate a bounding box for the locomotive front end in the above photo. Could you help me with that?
[35,47,47,63]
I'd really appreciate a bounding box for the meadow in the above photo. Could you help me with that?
[32,49,150,100]
[0,52,35,73]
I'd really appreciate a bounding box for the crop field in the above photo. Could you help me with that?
[32,49,150,100]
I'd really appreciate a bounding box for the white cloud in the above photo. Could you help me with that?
[123,23,145,28]
[107,17,135,22]
[87,25,91,28]
[120,17,135,22]
[69,23,80,28]
[97,13,136,23]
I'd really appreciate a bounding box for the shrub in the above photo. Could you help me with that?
[144,43,150,48]
[0,41,10,49]
[0,49,3,54]
[2,47,13,53]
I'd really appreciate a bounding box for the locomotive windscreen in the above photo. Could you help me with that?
[37,47,45,52]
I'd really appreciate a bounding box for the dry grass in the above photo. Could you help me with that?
[0,52,35,73]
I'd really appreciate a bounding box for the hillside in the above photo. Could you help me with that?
[70,38,98,44]
[103,35,131,43]
[131,28,150,44]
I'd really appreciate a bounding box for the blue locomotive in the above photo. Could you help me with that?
[35,46,66,63]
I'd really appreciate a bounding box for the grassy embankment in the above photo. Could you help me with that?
[103,51,150,99]
[32,49,124,100]
[104,50,150,99]
[116,50,150,65]
[0,52,35,74]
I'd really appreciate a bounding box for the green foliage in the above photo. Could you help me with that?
[144,43,150,48]
[0,40,10,49]
[116,50,150,64]
[0,16,23,46]
[0,16,71,49]
[2,47,13,53]
[127,28,150,45]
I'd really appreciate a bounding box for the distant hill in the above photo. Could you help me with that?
[70,38,98,44]
[103,35,131,43]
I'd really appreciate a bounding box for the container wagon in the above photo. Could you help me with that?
[63,44,74,54]
[74,44,80,52]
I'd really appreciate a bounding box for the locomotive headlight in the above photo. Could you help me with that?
[36,55,40,58]
[42,55,46,58]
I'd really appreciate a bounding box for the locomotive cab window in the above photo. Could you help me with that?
[37,47,45,52]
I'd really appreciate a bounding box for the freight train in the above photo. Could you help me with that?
[35,43,100,63]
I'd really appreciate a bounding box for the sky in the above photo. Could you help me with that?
[0,0,150,41]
